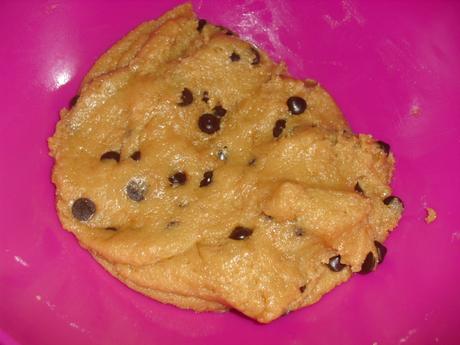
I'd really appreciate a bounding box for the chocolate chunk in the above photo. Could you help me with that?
[71,198,96,221]
[202,91,209,103]
[198,113,220,134]
[100,151,120,162]
[359,252,376,274]
[374,241,387,264]
[230,52,240,62]
[287,96,307,115]
[199,171,213,187]
[169,171,187,186]
[273,119,286,138]
[376,140,390,155]
[213,105,227,117]
[327,255,346,272]
[299,285,306,293]
[294,228,304,237]
[126,178,147,201]
[130,151,141,161]
[105,227,117,231]
[354,182,364,195]
[250,47,260,65]
[197,19,207,32]
[229,226,253,240]
[383,195,404,209]
[178,88,193,106]
[69,94,79,108]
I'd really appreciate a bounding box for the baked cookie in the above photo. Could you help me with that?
[49,3,403,323]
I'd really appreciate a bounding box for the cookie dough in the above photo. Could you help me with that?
[49,3,403,323]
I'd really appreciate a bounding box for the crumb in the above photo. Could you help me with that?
[425,207,437,224]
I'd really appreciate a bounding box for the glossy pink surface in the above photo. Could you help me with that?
[1,1,460,344]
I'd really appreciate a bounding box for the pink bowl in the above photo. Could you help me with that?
[1,1,460,344]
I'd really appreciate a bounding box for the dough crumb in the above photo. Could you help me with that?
[425,207,437,224]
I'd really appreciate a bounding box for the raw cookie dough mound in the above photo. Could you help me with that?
[49,4,403,323]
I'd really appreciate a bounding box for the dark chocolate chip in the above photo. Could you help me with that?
[374,241,387,264]
[130,151,141,161]
[69,94,79,108]
[230,52,240,62]
[250,47,260,65]
[100,151,120,162]
[169,171,187,186]
[178,88,193,106]
[213,105,227,117]
[198,113,220,134]
[166,221,180,229]
[376,140,390,155]
[354,182,364,195]
[295,228,304,237]
[299,285,306,293]
[105,227,117,231]
[327,255,346,272]
[199,171,213,187]
[126,179,147,202]
[383,195,404,209]
[202,91,209,103]
[273,119,286,138]
[359,252,376,274]
[197,19,207,32]
[71,198,96,221]
[229,226,253,240]
[287,96,307,115]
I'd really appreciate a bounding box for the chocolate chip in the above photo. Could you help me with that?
[383,195,404,208]
[169,171,187,186]
[69,94,79,108]
[217,146,228,161]
[126,178,147,201]
[198,113,220,134]
[376,140,390,155]
[230,52,240,62]
[105,227,117,231]
[299,285,306,293]
[166,221,180,229]
[130,151,141,161]
[199,171,213,187]
[374,241,387,264]
[178,88,193,106]
[100,151,120,162]
[202,91,209,103]
[248,158,256,166]
[354,182,364,195]
[213,105,227,117]
[295,228,304,237]
[250,47,260,65]
[229,226,253,240]
[273,119,286,138]
[287,96,307,115]
[327,255,346,272]
[359,252,376,274]
[71,198,96,221]
[197,19,207,32]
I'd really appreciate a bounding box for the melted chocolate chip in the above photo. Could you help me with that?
[383,195,404,208]
[299,285,306,293]
[198,113,220,134]
[197,19,207,32]
[202,91,209,103]
[217,146,228,161]
[354,182,364,195]
[105,227,117,231]
[199,171,213,187]
[327,255,346,272]
[376,140,390,155]
[287,96,307,115]
[126,179,147,201]
[359,252,376,274]
[130,151,141,161]
[213,105,227,117]
[178,88,193,106]
[250,47,260,65]
[69,94,79,108]
[169,172,187,186]
[374,241,387,264]
[100,151,120,162]
[273,119,286,138]
[229,226,253,240]
[72,198,96,221]
[295,228,304,237]
[230,52,240,62]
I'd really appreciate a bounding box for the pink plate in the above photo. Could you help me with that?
[1,1,460,344]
